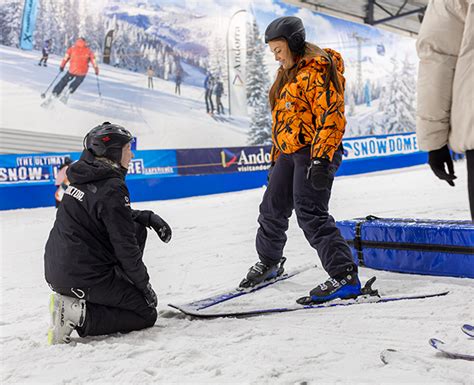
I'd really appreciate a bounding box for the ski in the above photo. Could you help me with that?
[380,349,398,365]
[168,262,315,314]
[462,324,474,338]
[40,95,55,108]
[169,289,449,318]
[429,338,474,361]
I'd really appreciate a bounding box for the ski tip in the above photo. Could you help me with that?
[380,348,397,365]
[429,338,444,349]
[462,324,474,337]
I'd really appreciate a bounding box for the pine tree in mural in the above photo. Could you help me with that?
[0,0,22,47]
[397,56,417,132]
[249,100,273,145]
[246,18,269,108]
[378,57,417,134]
[247,16,272,145]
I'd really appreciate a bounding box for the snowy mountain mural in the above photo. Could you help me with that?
[0,0,418,145]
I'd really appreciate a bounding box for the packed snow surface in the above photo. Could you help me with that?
[1,161,473,384]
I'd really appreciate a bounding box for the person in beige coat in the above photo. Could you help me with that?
[416,0,474,221]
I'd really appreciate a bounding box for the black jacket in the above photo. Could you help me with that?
[44,150,149,290]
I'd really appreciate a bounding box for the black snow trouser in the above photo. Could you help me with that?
[52,72,85,96]
[256,146,356,278]
[51,222,157,337]
[466,150,474,222]
[205,89,214,113]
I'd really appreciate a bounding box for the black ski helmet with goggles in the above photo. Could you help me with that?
[83,122,133,164]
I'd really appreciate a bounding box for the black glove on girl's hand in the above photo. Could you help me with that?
[143,282,158,308]
[428,145,457,186]
[308,158,331,191]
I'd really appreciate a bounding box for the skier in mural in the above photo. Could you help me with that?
[239,16,360,304]
[146,66,154,89]
[47,38,99,104]
[204,72,214,115]
[175,68,182,95]
[214,78,224,115]
[38,39,51,67]
[416,0,473,221]
[44,122,172,344]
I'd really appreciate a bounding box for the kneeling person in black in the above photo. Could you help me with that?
[44,122,172,345]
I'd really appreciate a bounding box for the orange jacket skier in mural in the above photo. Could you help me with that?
[51,38,99,103]
[239,16,360,305]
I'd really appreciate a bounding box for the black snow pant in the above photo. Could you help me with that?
[39,50,48,65]
[52,72,85,96]
[205,89,214,113]
[216,95,224,114]
[51,222,157,337]
[256,146,356,278]
[466,150,474,222]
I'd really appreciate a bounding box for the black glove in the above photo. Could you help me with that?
[134,210,172,243]
[143,282,158,308]
[59,66,64,72]
[308,158,331,191]
[428,145,456,186]
[149,213,172,243]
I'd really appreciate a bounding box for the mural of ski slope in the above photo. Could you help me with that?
[0,45,249,150]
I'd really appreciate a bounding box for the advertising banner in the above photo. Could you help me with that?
[343,132,419,160]
[19,0,38,50]
[0,150,177,186]
[227,9,248,117]
[176,146,271,176]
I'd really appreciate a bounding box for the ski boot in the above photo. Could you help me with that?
[239,257,286,289]
[59,88,71,104]
[296,267,362,305]
[48,293,86,345]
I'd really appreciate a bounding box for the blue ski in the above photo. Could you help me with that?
[462,324,474,338]
[169,290,449,318]
[429,338,474,361]
[168,263,315,313]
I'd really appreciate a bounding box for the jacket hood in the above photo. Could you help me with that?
[67,150,125,185]
[301,43,345,74]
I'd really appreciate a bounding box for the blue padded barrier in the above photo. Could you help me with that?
[337,216,474,278]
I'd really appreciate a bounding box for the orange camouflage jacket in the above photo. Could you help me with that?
[270,45,346,162]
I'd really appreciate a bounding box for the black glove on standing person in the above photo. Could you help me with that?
[428,145,457,186]
[143,282,158,308]
[134,210,172,243]
[308,158,332,191]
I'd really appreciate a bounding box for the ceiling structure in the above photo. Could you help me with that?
[284,0,429,37]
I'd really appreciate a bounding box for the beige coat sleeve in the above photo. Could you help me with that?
[416,0,468,151]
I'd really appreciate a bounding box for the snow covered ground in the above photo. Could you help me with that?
[1,161,473,384]
[0,45,249,150]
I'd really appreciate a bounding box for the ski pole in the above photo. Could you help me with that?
[96,74,102,100]
[40,71,61,99]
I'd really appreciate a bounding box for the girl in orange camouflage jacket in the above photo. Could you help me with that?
[239,17,360,304]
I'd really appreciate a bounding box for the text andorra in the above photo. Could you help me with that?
[237,148,271,166]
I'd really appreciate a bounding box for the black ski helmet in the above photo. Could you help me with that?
[84,122,133,164]
[264,16,306,53]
